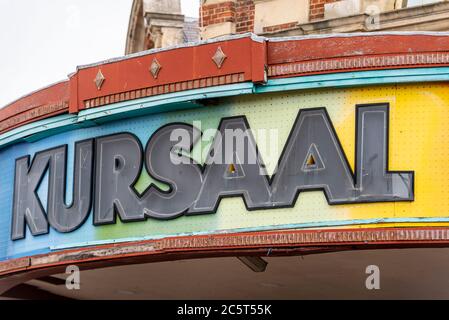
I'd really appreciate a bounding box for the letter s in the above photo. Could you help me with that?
[141,123,203,219]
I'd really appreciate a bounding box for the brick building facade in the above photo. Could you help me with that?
[127,0,449,53]
[198,0,449,39]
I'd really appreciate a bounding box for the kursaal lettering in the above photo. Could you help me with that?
[11,104,414,240]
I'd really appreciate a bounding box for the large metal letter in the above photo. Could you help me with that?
[11,149,56,240]
[271,108,356,206]
[141,124,203,219]
[355,104,414,201]
[190,117,271,214]
[47,140,93,232]
[94,133,145,225]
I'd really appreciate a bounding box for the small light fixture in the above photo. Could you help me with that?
[115,289,137,296]
[237,256,268,272]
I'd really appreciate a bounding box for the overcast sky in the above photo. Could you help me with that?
[0,0,199,107]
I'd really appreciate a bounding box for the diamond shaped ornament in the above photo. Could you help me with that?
[212,47,227,69]
[150,58,162,79]
[94,70,105,90]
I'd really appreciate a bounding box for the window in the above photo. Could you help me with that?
[405,0,443,7]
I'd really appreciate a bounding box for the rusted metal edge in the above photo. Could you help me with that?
[2,227,449,278]
[268,52,449,78]
[84,72,246,109]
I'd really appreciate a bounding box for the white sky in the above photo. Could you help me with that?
[0,0,199,107]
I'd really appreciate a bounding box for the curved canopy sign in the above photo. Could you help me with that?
[0,33,448,268]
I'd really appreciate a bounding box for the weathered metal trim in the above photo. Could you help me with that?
[2,33,449,135]
[0,83,254,149]
[83,72,246,109]
[268,53,449,78]
[77,33,264,70]
[267,31,449,42]
[257,67,449,93]
[80,32,449,70]
[1,67,448,150]
[2,227,449,278]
